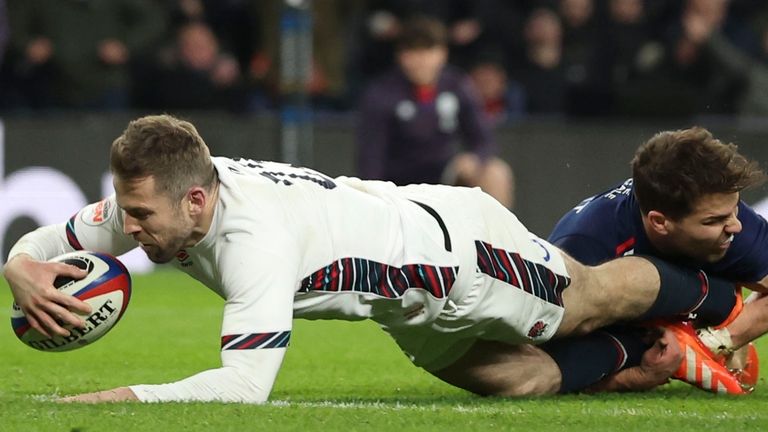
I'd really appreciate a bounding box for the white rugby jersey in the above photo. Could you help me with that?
[9,157,488,403]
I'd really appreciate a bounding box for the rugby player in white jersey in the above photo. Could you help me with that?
[3,115,745,402]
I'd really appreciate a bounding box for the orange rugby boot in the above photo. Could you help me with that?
[665,322,748,395]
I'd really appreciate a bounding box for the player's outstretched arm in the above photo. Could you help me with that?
[59,349,285,404]
[4,253,91,337]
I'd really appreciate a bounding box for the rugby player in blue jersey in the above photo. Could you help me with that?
[435,127,766,396]
[546,127,768,394]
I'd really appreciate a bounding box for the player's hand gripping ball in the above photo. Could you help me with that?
[11,251,132,352]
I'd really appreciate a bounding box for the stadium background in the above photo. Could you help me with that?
[4,0,768,270]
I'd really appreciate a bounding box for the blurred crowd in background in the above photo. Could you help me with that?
[1,0,768,119]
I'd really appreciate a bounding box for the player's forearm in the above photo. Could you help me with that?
[126,348,284,403]
[129,366,272,403]
[8,223,70,261]
[724,292,768,349]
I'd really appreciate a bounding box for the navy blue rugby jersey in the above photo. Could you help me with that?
[548,178,768,282]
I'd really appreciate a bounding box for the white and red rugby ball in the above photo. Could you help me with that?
[11,251,132,352]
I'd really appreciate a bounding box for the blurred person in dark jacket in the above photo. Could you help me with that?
[596,0,661,115]
[557,0,610,115]
[682,5,768,116]
[509,7,567,116]
[6,0,165,110]
[145,21,243,111]
[357,16,514,209]
[468,56,525,125]
[642,0,759,116]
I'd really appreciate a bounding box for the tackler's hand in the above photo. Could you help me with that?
[587,328,682,393]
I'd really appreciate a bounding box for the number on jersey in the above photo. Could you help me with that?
[227,159,336,190]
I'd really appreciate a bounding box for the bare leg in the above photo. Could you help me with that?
[431,340,561,396]
[556,254,661,337]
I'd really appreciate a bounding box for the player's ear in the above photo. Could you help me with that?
[187,187,206,215]
[646,210,670,235]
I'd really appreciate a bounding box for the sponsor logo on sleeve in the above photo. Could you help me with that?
[81,199,112,226]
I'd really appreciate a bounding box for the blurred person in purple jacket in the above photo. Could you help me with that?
[357,15,514,209]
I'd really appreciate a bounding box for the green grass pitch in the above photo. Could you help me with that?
[1,270,768,431]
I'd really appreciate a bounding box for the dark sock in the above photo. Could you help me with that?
[639,255,736,326]
[543,327,649,393]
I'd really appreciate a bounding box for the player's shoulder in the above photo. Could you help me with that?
[210,159,305,245]
[559,180,635,223]
[549,179,637,245]
[77,194,120,228]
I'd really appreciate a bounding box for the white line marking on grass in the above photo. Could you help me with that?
[269,400,518,414]
[24,395,767,421]
[268,401,765,420]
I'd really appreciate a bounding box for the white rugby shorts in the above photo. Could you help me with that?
[387,186,570,371]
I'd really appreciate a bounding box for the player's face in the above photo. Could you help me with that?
[664,192,742,263]
[114,176,195,264]
[397,46,447,86]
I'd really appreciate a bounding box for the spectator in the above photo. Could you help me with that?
[6,0,165,110]
[509,7,567,115]
[558,0,609,115]
[606,0,725,117]
[357,16,514,209]
[596,0,659,114]
[165,0,261,78]
[630,0,750,116]
[0,0,8,68]
[141,21,244,111]
[351,0,511,90]
[683,7,768,116]
[468,56,525,124]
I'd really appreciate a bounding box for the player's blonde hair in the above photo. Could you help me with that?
[110,114,217,202]
[632,126,766,219]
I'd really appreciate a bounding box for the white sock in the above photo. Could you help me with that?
[696,326,734,356]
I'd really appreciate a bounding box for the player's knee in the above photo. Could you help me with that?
[454,373,557,398]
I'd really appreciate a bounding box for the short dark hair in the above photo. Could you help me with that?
[111,114,216,201]
[396,15,448,51]
[631,127,766,219]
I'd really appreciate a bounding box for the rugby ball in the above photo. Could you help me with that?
[10,251,132,352]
